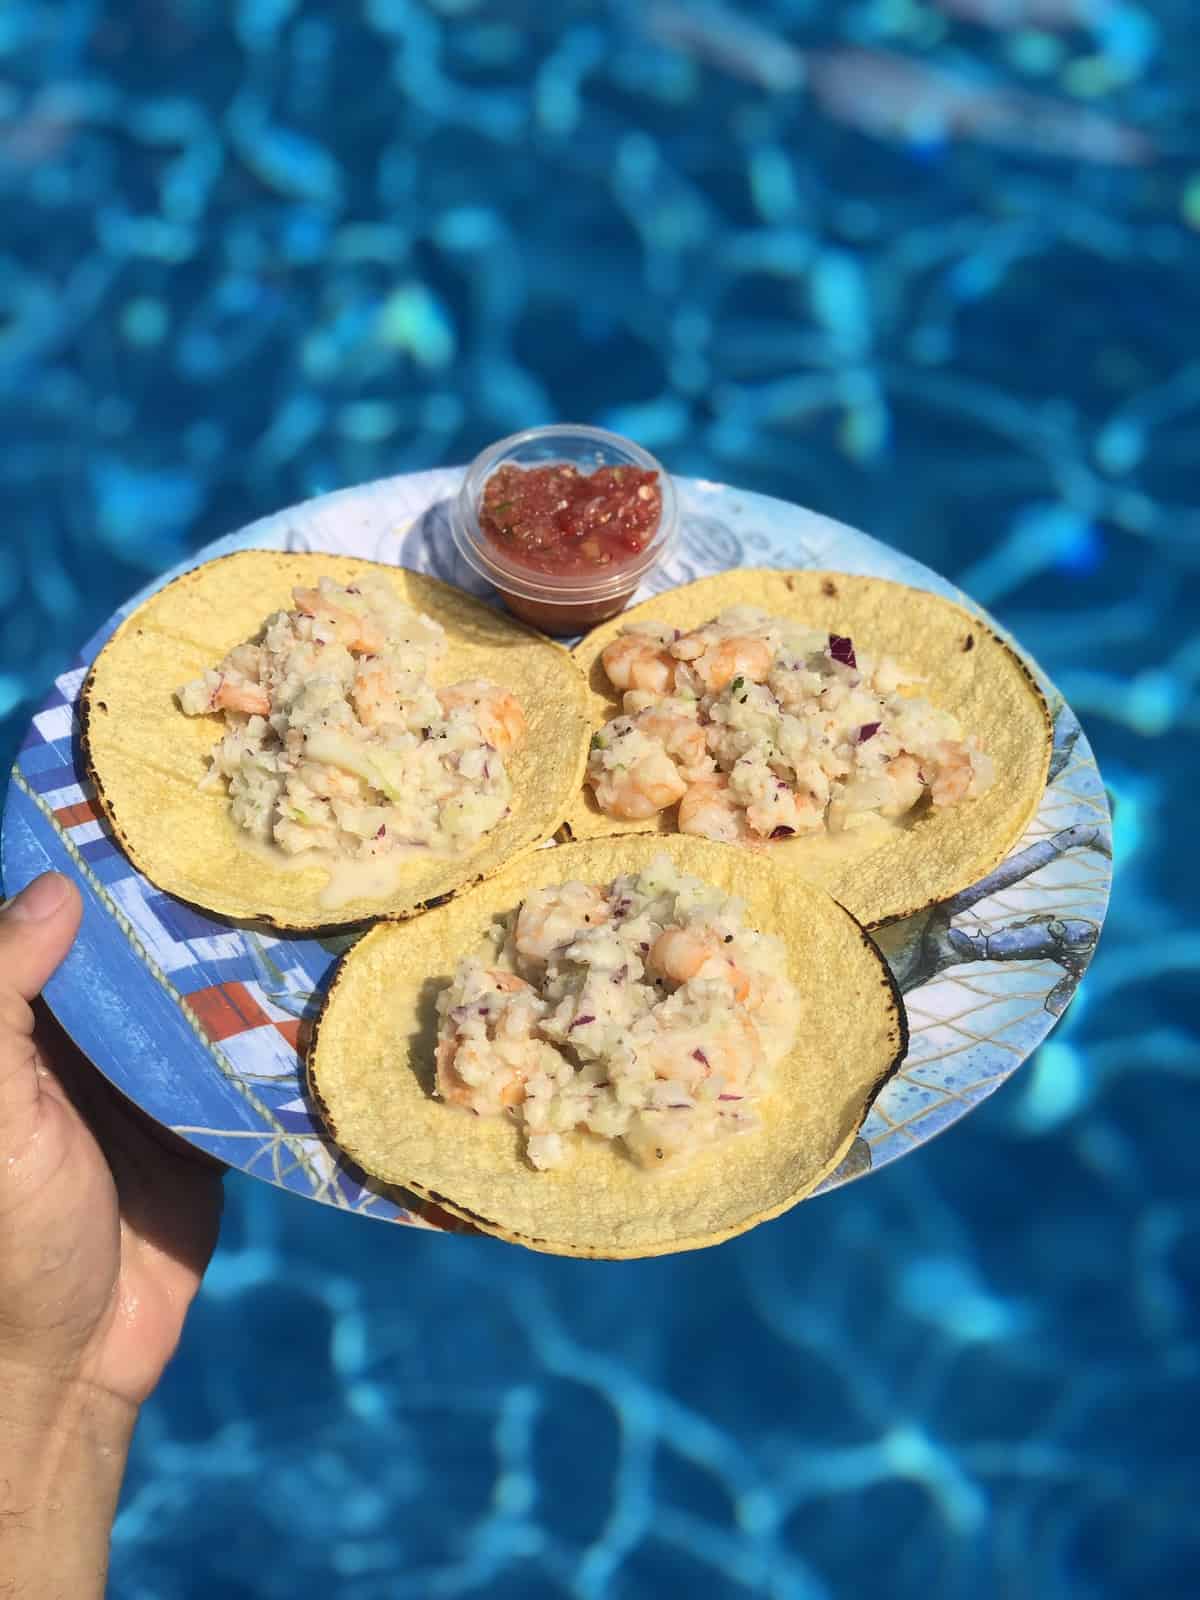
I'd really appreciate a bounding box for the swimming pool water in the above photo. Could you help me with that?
[1,2,1196,1594]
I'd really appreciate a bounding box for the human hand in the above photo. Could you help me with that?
[0,872,225,1597]
[0,871,224,1406]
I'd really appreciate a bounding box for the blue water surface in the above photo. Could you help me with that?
[1,2,1197,1595]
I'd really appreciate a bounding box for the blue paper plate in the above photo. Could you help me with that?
[1,470,1112,1228]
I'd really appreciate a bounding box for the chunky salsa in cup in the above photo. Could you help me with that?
[478,462,662,576]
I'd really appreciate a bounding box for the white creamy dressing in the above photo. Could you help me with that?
[235,833,448,910]
[782,813,902,866]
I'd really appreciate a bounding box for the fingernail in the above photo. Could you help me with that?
[3,873,71,922]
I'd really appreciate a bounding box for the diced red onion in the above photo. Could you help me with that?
[692,1048,709,1065]
[857,722,881,744]
[718,1093,743,1102]
[375,825,387,839]
[829,633,857,668]
[570,1015,595,1030]
[771,825,795,839]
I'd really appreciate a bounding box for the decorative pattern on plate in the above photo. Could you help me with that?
[0,471,1111,1227]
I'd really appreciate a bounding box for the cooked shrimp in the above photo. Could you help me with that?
[438,681,527,754]
[677,775,747,843]
[693,637,772,694]
[667,630,708,662]
[634,1010,763,1101]
[928,741,977,807]
[600,635,678,694]
[293,587,387,655]
[879,753,927,817]
[353,664,403,729]
[213,677,271,716]
[692,1011,764,1093]
[745,785,823,839]
[516,882,610,961]
[631,708,711,778]
[590,746,686,820]
[295,761,362,800]
[437,1037,527,1110]
[646,926,754,1003]
[436,970,534,1110]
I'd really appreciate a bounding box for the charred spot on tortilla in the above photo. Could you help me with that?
[563,570,1051,930]
[82,550,593,931]
[306,835,907,1259]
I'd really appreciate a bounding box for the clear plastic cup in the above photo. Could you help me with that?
[448,423,678,636]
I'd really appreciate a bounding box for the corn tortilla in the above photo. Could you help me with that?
[563,570,1052,928]
[81,550,592,931]
[307,836,907,1258]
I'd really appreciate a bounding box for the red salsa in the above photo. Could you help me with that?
[478,463,662,576]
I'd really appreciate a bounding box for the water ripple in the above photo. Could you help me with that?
[0,1,1196,1594]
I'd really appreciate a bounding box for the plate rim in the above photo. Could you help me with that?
[1,466,1113,1223]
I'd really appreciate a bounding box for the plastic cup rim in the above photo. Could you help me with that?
[449,423,677,606]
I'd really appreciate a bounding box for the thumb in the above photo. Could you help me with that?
[0,873,83,1004]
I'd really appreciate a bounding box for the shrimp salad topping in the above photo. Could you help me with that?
[177,574,527,858]
[587,607,994,841]
[435,854,798,1171]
